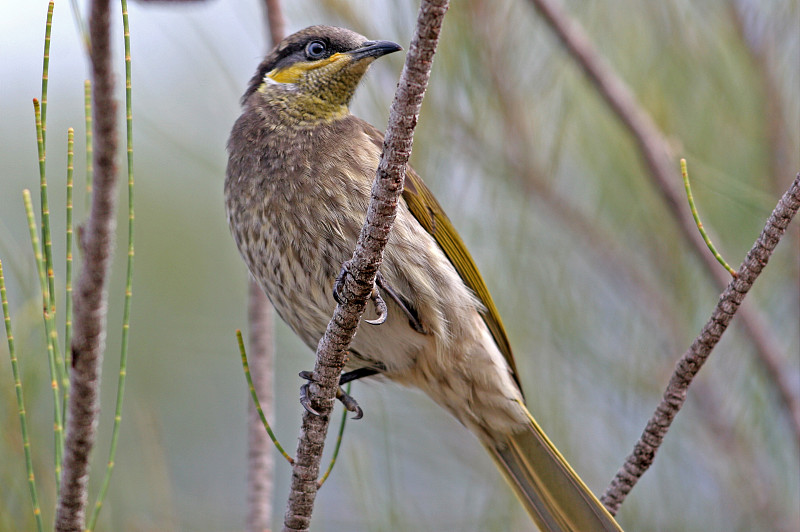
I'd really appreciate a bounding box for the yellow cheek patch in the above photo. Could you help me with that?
[266,53,349,84]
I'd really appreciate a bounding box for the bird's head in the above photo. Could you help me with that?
[244,26,402,122]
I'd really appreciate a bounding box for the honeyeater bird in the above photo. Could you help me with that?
[225,25,623,532]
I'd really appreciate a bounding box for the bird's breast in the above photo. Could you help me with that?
[225,112,385,348]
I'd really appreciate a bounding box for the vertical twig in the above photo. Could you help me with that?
[55,0,119,528]
[282,2,450,530]
[246,3,285,531]
[263,0,285,48]
[601,174,800,513]
[86,0,135,528]
[247,278,276,532]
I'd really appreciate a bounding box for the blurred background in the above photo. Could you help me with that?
[1,0,798,530]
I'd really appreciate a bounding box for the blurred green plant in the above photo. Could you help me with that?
[0,259,44,530]
[23,187,65,489]
[0,1,136,529]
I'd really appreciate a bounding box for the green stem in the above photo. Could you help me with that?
[680,159,737,278]
[0,260,44,532]
[64,128,74,409]
[38,7,58,376]
[40,1,53,147]
[23,189,63,492]
[237,330,294,464]
[34,98,64,393]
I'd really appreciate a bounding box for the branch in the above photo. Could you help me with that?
[526,0,800,448]
[601,174,800,514]
[247,279,276,532]
[281,2,450,530]
[55,0,119,530]
[263,0,285,48]
[246,3,285,531]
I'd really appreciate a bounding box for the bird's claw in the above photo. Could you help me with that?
[332,261,365,306]
[333,263,349,305]
[299,380,321,417]
[375,272,427,334]
[336,387,364,419]
[365,285,388,326]
[333,263,388,326]
[299,370,364,419]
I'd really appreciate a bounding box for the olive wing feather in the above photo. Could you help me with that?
[360,120,521,392]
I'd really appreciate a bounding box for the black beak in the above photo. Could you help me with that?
[349,40,403,61]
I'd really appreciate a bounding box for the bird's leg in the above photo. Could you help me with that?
[339,367,380,384]
[299,367,380,419]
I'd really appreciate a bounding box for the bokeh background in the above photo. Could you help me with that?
[1,0,798,530]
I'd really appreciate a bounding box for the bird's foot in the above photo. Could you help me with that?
[299,370,364,419]
[298,371,321,416]
[333,262,388,326]
[332,263,349,305]
[364,284,388,326]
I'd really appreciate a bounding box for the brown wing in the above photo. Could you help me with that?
[361,121,522,392]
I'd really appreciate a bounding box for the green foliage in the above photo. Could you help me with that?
[0,2,135,529]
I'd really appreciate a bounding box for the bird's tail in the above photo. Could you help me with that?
[484,400,623,532]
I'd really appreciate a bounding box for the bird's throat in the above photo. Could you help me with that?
[257,85,351,125]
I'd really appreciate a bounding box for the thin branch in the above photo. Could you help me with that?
[601,174,800,514]
[55,0,119,529]
[526,0,800,448]
[282,2,450,530]
[245,3,285,531]
[246,279,277,532]
[263,0,285,48]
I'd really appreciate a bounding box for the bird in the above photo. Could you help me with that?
[225,25,623,532]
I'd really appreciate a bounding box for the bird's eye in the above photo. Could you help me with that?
[306,41,327,60]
